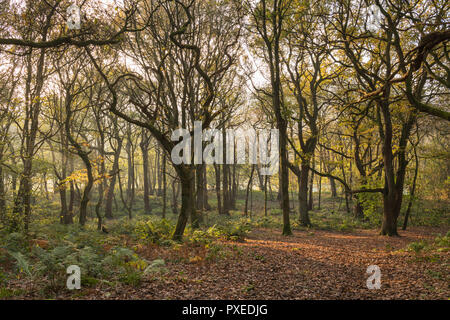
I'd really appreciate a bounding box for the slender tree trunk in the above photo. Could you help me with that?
[298,164,311,226]
[257,166,265,191]
[308,165,314,210]
[151,150,157,195]
[105,137,122,219]
[156,148,162,196]
[162,152,167,219]
[126,132,135,210]
[329,177,337,197]
[196,164,205,213]
[279,127,292,235]
[140,134,152,214]
[250,181,253,218]
[214,164,222,215]
[318,174,322,210]
[403,147,419,230]
[171,179,179,215]
[340,164,351,215]
[68,158,75,223]
[264,175,268,217]
[244,165,255,217]
[11,172,17,197]
[277,172,282,202]
[43,173,49,200]
[0,165,5,219]
[59,187,68,224]
[117,167,132,220]
[95,183,103,230]
[74,156,92,226]
[203,165,211,210]
[230,164,237,209]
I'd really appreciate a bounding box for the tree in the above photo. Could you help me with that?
[332,0,427,235]
[247,0,293,235]
[87,0,242,240]
[283,1,340,226]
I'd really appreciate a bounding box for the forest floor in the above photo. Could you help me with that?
[2,193,448,300]
[56,225,449,300]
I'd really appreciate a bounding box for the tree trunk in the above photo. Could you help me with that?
[264,175,268,216]
[0,165,5,219]
[105,137,122,219]
[173,166,195,241]
[171,179,179,215]
[156,148,162,196]
[380,194,400,236]
[257,165,265,191]
[378,100,416,235]
[329,177,337,197]
[95,183,103,231]
[78,160,93,226]
[308,167,314,210]
[126,135,135,209]
[59,187,68,224]
[196,164,205,212]
[298,165,311,226]
[353,200,364,219]
[244,165,255,217]
[230,164,237,210]
[403,147,419,230]
[68,158,75,223]
[162,152,167,219]
[140,134,152,214]
[279,128,292,235]
[203,165,211,210]
[214,164,222,215]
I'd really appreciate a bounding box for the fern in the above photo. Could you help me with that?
[8,251,32,277]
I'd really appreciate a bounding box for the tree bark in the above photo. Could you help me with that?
[244,165,255,217]
[298,164,311,227]
[329,177,337,197]
[140,131,152,214]
[173,166,195,241]
[308,165,314,210]
[214,164,222,215]
[162,152,167,219]
[403,147,419,230]
[105,135,122,219]
[171,179,179,215]
[196,164,205,212]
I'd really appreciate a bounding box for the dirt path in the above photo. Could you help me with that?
[80,227,450,300]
